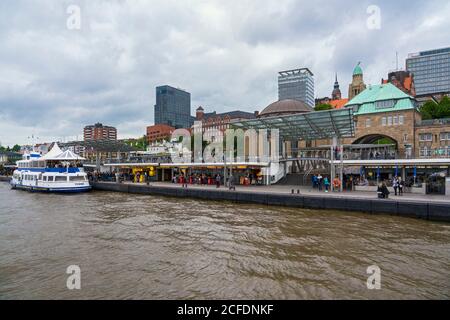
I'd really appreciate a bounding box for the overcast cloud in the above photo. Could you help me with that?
[0,0,449,146]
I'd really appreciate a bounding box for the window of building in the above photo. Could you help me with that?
[393,116,398,125]
[375,99,395,109]
[381,117,386,126]
[419,133,433,141]
[387,116,393,126]
[440,132,450,141]
[420,147,432,157]
[399,115,404,125]
[365,118,371,127]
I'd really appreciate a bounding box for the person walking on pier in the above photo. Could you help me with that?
[332,176,341,192]
[324,176,330,192]
[398,177,404,196]
[312,174,318,189]
[215,174,221,188]
[393,177,399,196]
[228,174,236,191]
[317,174,323,191]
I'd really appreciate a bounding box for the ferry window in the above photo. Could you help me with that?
[70,176,86,181]
[48,176,54,182]
[43,176,47,181]
[55,176,67,182]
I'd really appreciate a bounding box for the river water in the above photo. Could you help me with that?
[0,182,449,299]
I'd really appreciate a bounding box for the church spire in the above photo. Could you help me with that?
[332,73,342,100]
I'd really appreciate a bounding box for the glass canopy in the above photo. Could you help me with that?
[230,108,355,141]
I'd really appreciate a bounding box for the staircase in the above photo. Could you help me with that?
[276,162,330,186]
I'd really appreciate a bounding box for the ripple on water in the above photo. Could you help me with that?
[0,183,449,299]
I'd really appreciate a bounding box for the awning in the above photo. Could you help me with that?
[230,108,355,141]
[54,150,86,161]
[40,143,63,160]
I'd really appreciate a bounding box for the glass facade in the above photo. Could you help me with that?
[406,47,450,96]
[278,68,315,107]
[154,85,192,129]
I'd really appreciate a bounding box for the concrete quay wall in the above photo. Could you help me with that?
[92,182,450,223]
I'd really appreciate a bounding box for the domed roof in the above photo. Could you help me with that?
[353,62,363,76]
[259,99,313,117]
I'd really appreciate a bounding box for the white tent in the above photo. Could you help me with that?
[54,149,86,161]
[40,143,63,160]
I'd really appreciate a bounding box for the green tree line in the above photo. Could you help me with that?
[419,96,450,120]
[0,144,21,152]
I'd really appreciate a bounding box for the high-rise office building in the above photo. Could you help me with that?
[278,68,315,107]
[406,47,450,97]
[154,85,192,129]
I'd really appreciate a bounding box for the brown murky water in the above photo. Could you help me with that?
[0,182,449,299]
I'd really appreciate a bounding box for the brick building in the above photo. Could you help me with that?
[146,124,175,144]
[382,70,415,96]
[84,123,117,141]
[193,107,257,141]
[415,118,450,157]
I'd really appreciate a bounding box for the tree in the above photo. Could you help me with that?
[314,103,333,111]
[419,101,437,120]
[419,96,450,120]
[12,144,21,152]
[437,96,450,118]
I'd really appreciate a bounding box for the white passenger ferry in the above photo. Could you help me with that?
[10,143,91,193]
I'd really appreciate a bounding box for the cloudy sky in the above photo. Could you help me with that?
[0,0,449,146]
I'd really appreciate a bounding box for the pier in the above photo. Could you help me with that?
[92,181,450,222]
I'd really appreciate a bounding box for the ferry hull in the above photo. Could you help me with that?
[11,184,92,193]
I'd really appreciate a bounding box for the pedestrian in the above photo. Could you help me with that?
[392,176,399,196]
[381,182,390,199]
[398,177,404,195]
[332,176,341,191]
[144,171,149,185]
[228,174,236,191]
[377,182,384,198]
[215,174,221,188]
[317,174,323,191]
[323,176,330,192]
[312,174,318,189]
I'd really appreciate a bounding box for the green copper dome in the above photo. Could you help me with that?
[353,62,363,76]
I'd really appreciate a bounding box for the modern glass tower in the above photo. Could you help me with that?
[406,47,450,96]
[154,85,192,129]
[278,68,315,107]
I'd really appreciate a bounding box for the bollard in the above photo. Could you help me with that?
[297,189,300,194]
[291,189,294,194]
